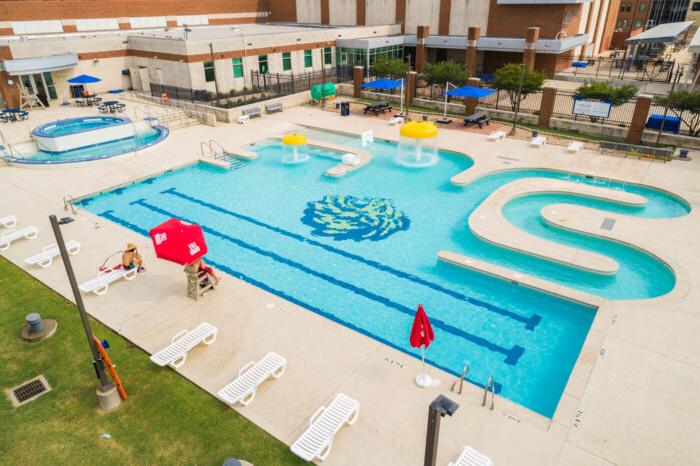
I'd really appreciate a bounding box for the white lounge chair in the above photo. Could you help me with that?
[290,393,360,462]
[0,215,17,228]
[78,266,138,296]
[388,116,404,125]
[217,352,287,406]
[341,153,360,166]
[448,446,493,466]
[150,322,218,368]
[237,114,250,124]
[0,226,38,251]
[530,135,547,147]
[567,141,583,152]
[24,240,80,268]
[487,130,506,141]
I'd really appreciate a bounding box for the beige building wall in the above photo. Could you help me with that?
[405,0,440,34]
[329,0,357,25]
[592,0,610,55]
[296,0,322,23]
[448,0,490,35]
[365,0,396,26]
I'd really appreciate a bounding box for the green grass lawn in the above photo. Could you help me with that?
[0,257,306,466]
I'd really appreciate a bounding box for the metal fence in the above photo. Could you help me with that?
[556,56,676,83]
[250,65,354,96]
[551,90,637,127]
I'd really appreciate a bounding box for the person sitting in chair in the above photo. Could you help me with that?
[191,257,220,285]
[122,243,145,272]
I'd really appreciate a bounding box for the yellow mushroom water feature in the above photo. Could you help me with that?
[396,121,439,167]
[281,132,310,164]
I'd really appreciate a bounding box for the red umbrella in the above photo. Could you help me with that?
[410,304,435,387]
[149,218,207,265]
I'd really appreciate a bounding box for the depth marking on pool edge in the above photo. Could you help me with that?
[160,187,542,331]
[113,200,526,366]
[94,208,505,395]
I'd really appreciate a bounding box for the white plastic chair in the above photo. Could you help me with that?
[388,116,405,125]
[237,114,250,124]
[567,141,583,152]
[290,393,360,462]
[78,266,138,296]
[150,322,218,368]
[0,215,17,228]
[24,240,80,268]
[448,446,493,466]
[217,352,287,406]
[487,130,506,141]
[530,136,547,147]
[0,226,38,251]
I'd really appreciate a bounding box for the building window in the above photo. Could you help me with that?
[634,19,643,28]
[693,1,700,10]
[304,49,313,68]
[203,61,215,82]
[620,2,631,12]
[324,47,332,65]
[258,54,269,74]
[232,58,244,78]
[639,2,646,11]
[282,52,292,71]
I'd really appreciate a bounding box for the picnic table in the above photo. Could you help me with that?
[98,100,126,113]
[363,101,392,116]
[645,114,681,134]
[0,108,29,122]
[76,94,102,106]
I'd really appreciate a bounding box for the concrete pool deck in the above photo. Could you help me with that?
[1,102,700,465]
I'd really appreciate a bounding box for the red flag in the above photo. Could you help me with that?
[409,304,434,349]
[149,218,207,265]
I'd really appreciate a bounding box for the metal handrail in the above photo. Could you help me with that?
[63,195,76,215]
[0,129,24,160]
[450,363,469,394]
[208,139,227,158]
[482,376,495,410]
[200,141,213,159]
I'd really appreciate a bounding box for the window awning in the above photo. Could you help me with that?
[0,52,78,75]
[624,21,693,45]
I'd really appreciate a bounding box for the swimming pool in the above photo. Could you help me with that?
[77,135,689,417]
[33,116,128,138]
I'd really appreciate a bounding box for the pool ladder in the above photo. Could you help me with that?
[63,195,77,215]
[482,376,495,410]
[450,363,469,394]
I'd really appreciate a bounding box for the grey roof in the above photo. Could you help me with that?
[625,21,694,45]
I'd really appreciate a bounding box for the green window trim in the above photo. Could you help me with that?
[232,57,244,78]
[203,60,215,82]
[324,47,332,65]
[282,52,292,71]
[258,54,269,74]
[304,49,313,68]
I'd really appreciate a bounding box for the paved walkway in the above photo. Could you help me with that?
[1,103,699,465]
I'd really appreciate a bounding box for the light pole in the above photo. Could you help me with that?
[49,215,121,410]
[424,395,459,466]
[510,63,526,135]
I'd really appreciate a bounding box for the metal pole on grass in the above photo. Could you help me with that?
[49,215,119,408]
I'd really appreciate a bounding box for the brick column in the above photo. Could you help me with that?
[463,77,481,116]
[406,71,417,106]
[321,0,330,24]
[356,0,366,25]
[0,72,20,108]
[438,0,452,35]
[627,94,652,144]
[353,66,364,98]
[465,27,480,78]
[416,25,429,74]
[396,0,407,33]
[523,27,540,71]
[538,86,557,127]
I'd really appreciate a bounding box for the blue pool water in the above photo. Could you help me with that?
[77,135,689,417]
[7,126,168,164]
[32,116,128,137]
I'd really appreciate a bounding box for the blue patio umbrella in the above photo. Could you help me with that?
[67,74,102,84]
[443,86,495,99]
[361,78,404,90]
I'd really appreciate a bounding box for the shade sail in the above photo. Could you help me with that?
[361,78,404,90]
[444,86,495,99]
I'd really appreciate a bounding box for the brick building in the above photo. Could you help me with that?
[0,0,622,107]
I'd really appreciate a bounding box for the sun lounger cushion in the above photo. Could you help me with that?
[218,352,287,406]
[24,240,80,268]
[0,226,38,251]
[448,446,493,466]
[291,393,360,462]
[150,322,218,368]
[78,266,137,296]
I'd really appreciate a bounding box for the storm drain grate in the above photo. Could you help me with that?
[600,218,616,231]
[6,375,51,407]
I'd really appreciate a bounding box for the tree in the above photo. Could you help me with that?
[422,60,469,86]
[370,57,409,79]
[493,63,545,111]
[655,90,700,136]
[576,81,637,107]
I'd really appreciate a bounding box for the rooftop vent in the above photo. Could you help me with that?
[6,375,51,407]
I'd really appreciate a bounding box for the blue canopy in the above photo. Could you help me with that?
[361,78,403,90]
[108,89,125,94]
[444,86,495,99]
[67,74,102,84]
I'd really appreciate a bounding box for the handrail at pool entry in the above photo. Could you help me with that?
[450,363,470,394]
[482,376,495,410]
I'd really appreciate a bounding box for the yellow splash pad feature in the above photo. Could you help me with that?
[399,121,438,139]
[282,132,308,145]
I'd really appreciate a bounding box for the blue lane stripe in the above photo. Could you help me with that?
[98,208,503,393]
[162,187,541,330]
[127,199,525,365]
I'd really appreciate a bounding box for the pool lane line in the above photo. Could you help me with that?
[96,207,505,395]
[161,187,542,331]
[125,199,526,366]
